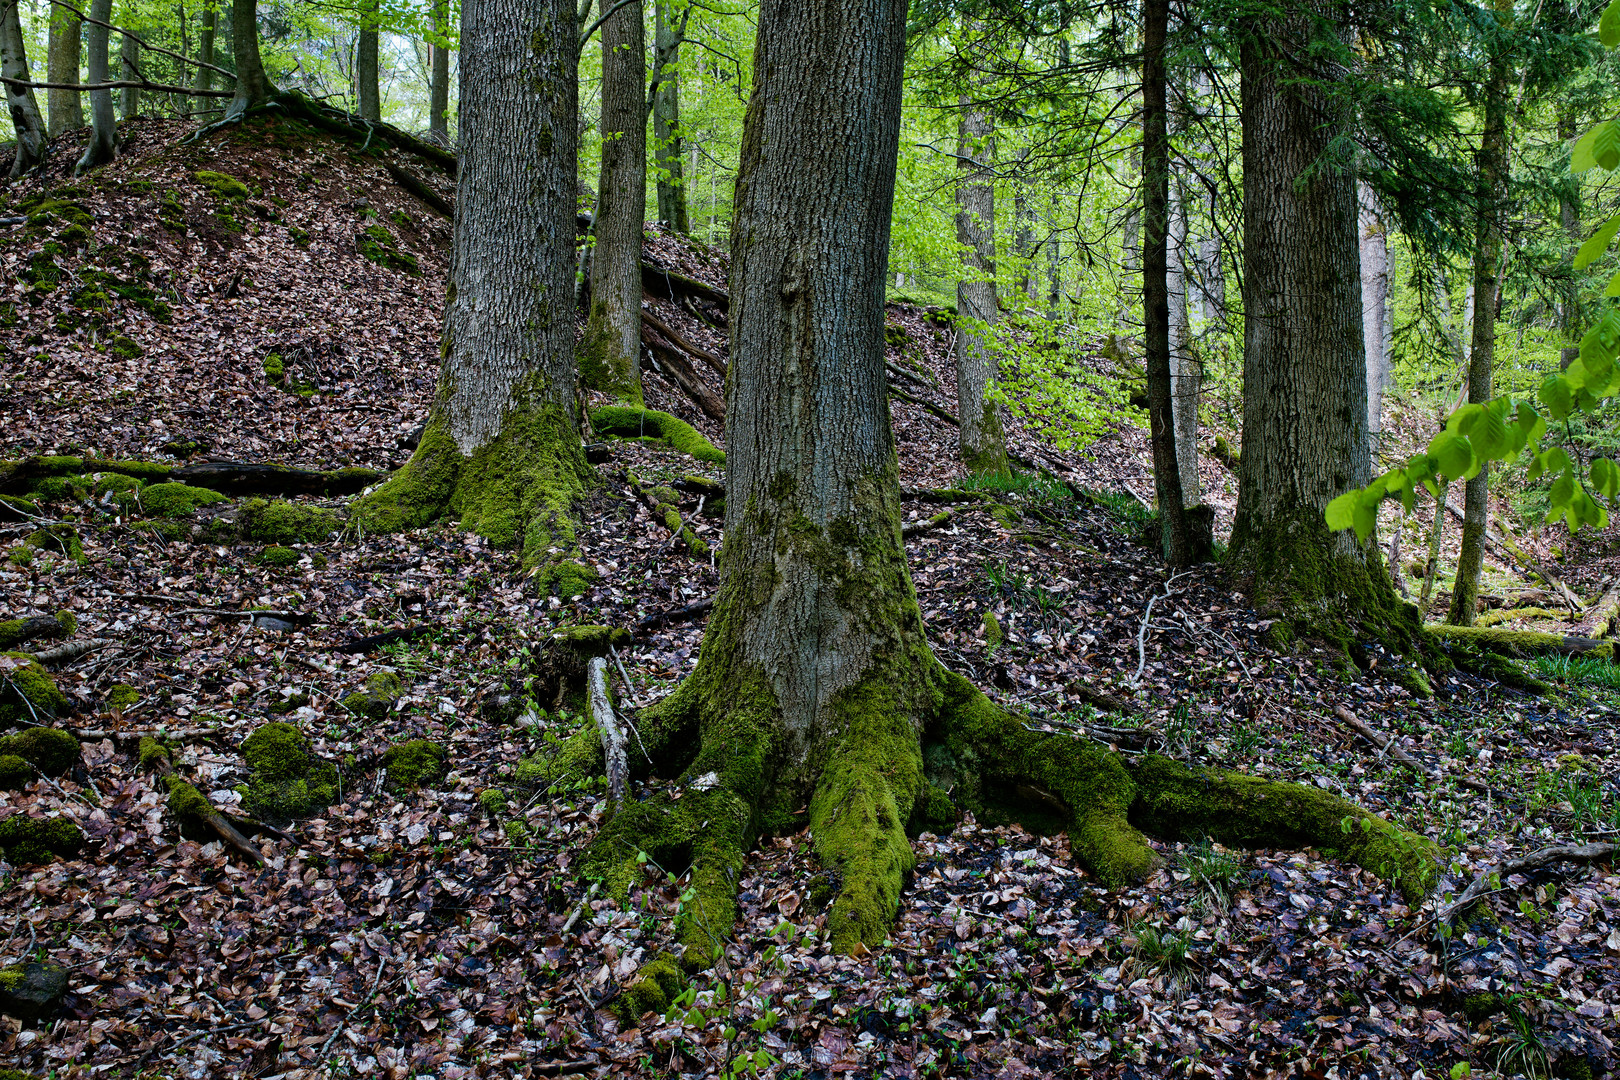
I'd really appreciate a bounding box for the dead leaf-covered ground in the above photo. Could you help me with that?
[0,117,1616,1080]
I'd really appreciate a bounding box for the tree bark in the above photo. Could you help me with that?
[118,18,137,118]
[75,0,115,171]
[2,0,47,176]
[1169,173,1200,507]
[1447,0,1510,628]
[356,0,379,122]
[651,0,687,232]
[351,0,592,591]
[46,1,83,135]
[1558,111,1580,369]
[582,0,647,404]
[1358,181,1391,442]
[1228,2,1413,650]
[428,0,448,144]
[954,96,1007,474]
[225,0,272,118]
[195,0,214,94]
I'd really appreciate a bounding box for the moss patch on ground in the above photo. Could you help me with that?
[194,169,251,199]
[0,815,82,863]
[341,671,402,721]
[238,499,343,543]
[381,739,447,792]
[259,545,301,567]
[0,654,68,724]
[125,482,229,518]
[0,728,80,775]
[22,525,85,563]
[239,722,339,821]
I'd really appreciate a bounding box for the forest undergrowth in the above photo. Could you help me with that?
[0,117,1615,1080]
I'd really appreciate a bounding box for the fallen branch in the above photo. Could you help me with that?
[888,384,959,427]
[27,638,117,667]
[562,881,601,936]
[641,340,724,422]
[275,92,458,175]
[0,74,231,97]
[1574,580,1620,639]
[141,743,266,866]
[641,261,728,309]
[633,598,713,635]
[317,956,388,1061]
[1424,623,1611,660]
[589,657,628,804]
[0,616,67,650]
[172,461,381,497]
[641,310,725,375]
[1333,704,1504,799]
[1129,572,1192,687]
[383,162,454,218]
[1438,842,1616,927]
[902,509,954,536]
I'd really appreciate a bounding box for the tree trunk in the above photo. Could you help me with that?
[225,0,273,119]
[428,0,448,144]
[356,0,379,122]
[1119,149,1140,333]
[1447,0,1510,628]
[652,0,687,232]
[75,0,116,171]
[2,0,47,176]
[1014,161,1035,302]
[119,19,138,119]
[1558,111,1579,369]
[351,0,593,594]
[46,1,83,135]
[1228,3,1414,652]
[1169,173,1200,507]
[195,1,216,94]
[954,99,1007,474]
[582,0,646,404]
[1358,181,1391,442]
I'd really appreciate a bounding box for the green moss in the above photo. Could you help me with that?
[1393,666,1434,698]
[128,482,228,519]
[0,968,20,990]
[55,612,74,639]
[259,545,300,567]
[239,722,338,821]
[26,474,89,501]
[22,523,86,562]
[238,499,343,543]
[0,728,80,775]
[611,953,686,1025]
[341,671,402,721]
[92,472,139,496]
[579,307,644,404]
[355,224,421,276]
[23,251,61,292]
[381,739,447,792]
[163,774,213,819]
[110,334,143,359]
[982,610,1003,652]
[194,169,251,200]
[590,406,724,464]
[1425,624,1611,661]
[137,737,171,772]
[1460,991,1502,1024]
[263,353,285,384]
[105,684,140,711]
[1127,755,1439,901]
[353,386,595,571]
[478,787,508,816]
[286,224,311,248]
[0,755,32,789]
[0,496,39,523]
[0,814,82,863]
[0,653,68,724]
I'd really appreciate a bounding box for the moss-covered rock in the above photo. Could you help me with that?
[238,499,343,543]
[381,739,447,792]
[0,654,68,724]
[0,961,69,1021]
[0,755,31,789]
[259,545,300,567]
[26,474,90,502]
[341,671,402,721]
[194,169,251,200]
[105,684,140,711]
[124,482,229,519]
[92,472,140,496]
[239,722,338,821]
[22,524,85,563]
[590,406,725,464]
[163,773,214,821]
[611,952,686,1025]
[982,610,1003,652]
[0,815,82,864]
[0,728,80,775]
[478,787,508,816]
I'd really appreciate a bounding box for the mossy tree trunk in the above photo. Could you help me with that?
[351,0,593,592]
[1226,1,1417,653]
[582,0,646,404]
[1447,0,1510,628]
[46,1,83,136]
[954,90,1007,475]
[572,0,1437,1012]
[1,0,47,177]
[224,0,273,119]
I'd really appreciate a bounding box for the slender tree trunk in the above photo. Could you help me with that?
[1559,111,1580,370]
[353,0,592,590]
[652,0,688,232]
[2,0,47,175]
[76,0,116,171]
[1447,0,1511,628]
[119,19,138,119]
[954,98,1007,474]
[46,1,83,135]
[356,0,379,122]
[195,1,215,93]
[428,0,448,144]
[225,0,273,118]
[1120,149,1140,334]
[1014,155,1035,302]
[1228,3,1414,650]
[1358,181,1391,443]
[1045,196,1062,321]
[1168,173,1200,507]
[582,0,646,403]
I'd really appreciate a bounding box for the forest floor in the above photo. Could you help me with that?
[0,116,1615,1080]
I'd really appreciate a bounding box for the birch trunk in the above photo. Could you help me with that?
[1358,181,1391,440]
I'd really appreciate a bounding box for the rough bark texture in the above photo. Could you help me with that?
[954,100,1006,475]
[1447,0,1509,628]
[356,0,379,122]
[1229,5,1415,653]
[195,1,215,94]
[428,0,449,144]
[225,0,272,119]
[118,24,137,118]
[652,0,687,232]
[1169,176,1200,507]
[1358,181,1391,440]
[351,0,593,593]
[47,2,83,135]
[581,0,646,404]
[75,0,116,171]
[1142,0,1195,566]
[2,0,47,176]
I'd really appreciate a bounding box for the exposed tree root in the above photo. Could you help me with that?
[1439,842,1616,928]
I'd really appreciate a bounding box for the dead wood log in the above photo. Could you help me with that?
[140,741,266,866]
[1424,623,1612,659]
[172,461,381,497]
[27,639,117,667]
[641,342,725,422]
[1439,842,1616,927]
[1334,704,1507,800]
[902,509,954,536]
[0,616,66,650]
[276,92,458,175]
[641,261,729,309]
[588,657,628,804]
[1574,581,1620,639]
[641,310,725,375]
[633,598,713,635]
[888,385,959,427]
[382,162,454,218]
[335,625,435,654]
